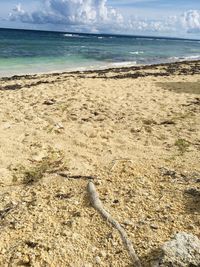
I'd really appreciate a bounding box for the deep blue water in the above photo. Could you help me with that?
[0,28,200,77]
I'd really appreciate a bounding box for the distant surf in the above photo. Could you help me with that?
[0,28,200,77]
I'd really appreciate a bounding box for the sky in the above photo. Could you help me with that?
[0,0,200,38]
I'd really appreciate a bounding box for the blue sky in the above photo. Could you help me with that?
[0,0,200,38]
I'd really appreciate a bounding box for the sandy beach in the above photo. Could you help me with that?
[0,60,199,266]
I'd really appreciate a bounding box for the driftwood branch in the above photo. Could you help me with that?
[87,181,142,267]
[58,173,97,180]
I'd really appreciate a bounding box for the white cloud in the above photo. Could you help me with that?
[8,2,200,36]
[13,3,23,13]
[9,0,123,30]
[181,10,200,33]
[9,3,33,23]
[127,10,200,36]
[128,16,179,34]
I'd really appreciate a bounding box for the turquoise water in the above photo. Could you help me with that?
[0,28,200,77]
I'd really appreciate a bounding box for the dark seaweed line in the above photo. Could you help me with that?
[0,60,199,90]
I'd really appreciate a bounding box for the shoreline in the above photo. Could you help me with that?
[0,59,200,81]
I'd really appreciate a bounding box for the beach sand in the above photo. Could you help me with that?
[0,61,199,266]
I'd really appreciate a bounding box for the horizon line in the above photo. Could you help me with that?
[0,27,200,42]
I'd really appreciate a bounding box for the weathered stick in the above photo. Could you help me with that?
[58,173,96,180]
[87,181,142,267]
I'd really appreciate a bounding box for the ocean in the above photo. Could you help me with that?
[0,28,200,77]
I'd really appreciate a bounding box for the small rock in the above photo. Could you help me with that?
[63,220,73,228]
[95,256,101,265]
[99,250,107,258]
[187,224,195,230]
[1,248,6,254]
[165,204,172,209]
[55,193,72,199]
[123,220,133,226]
[2,122,12,129]
[61,230,70,236]
[130,128,141,133]
[25,241,38,248]
[94,180,102,186]
[91,247,97,253]
[96,115,105,122]
[43,99,56,105]
[72,211,81,217]
[55,123,64,130]
[152,232,200,267]
[159,167,176,178]
[150,224,159,230]
[137,219,147,225]
[160,120,176,125]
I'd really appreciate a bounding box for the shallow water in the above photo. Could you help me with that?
[0,28,200,77]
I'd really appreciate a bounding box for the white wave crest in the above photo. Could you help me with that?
[169,55,200,61]
[130,51,144,55]
[63,33,86,38]
[109,61,137,67]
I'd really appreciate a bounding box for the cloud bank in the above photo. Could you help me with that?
[9,0,123,32]
[181,10,200,33]
[9,1,200,36]
[128,10,200,35]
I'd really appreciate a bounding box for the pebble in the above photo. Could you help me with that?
[63,220,73,228]
[188,224,195,230]
[130,128,141,133]
[99,250,107,258]
[159,167,176,178]
[55,123,64,129]
[150,224,159,230]
[2,122,12,129]
[138,220,147,225]
[91,247,97,253]
[43,99,56,105]
[94,180,103,186]
[123,220,133,226]
[95,256,101,265]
